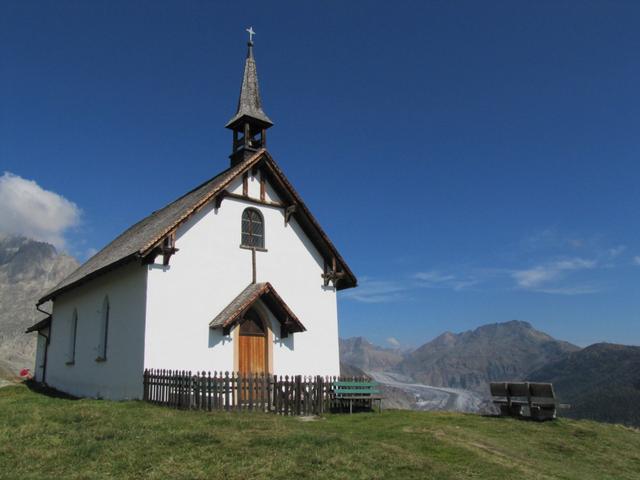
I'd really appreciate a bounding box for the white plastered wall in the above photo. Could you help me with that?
[33,328,48,383]
[44,262,147,399]
[144,169,340,377]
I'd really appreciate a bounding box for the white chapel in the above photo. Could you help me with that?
[27,34,357,400]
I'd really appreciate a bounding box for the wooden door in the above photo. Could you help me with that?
[238,309,267,374]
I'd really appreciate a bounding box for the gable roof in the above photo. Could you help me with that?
[38,149,356,304]
[209,282,305,334]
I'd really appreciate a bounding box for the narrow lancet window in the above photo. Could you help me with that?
[67,309,78,365]
[241,208,264,248]
[97,296,110,361]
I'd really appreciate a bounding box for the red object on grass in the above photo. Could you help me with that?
[19,368,30,378]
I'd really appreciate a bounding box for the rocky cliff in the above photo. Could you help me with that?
[0,235,78,378]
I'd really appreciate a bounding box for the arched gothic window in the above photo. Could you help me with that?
[241,208,264,248]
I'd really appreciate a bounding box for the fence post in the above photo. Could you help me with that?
[269,375,274,413]
[262,373,268,412]
[172,370,177,409]
[235,372,241,412]
[193,372,198,410]
[318,375,323,413]
[222,372,228,411]
[175,370,179,409]
[182,370,188,409]
[152,369,157,404]
[168,370,173,408]
[295,375,301,416]
[214,372,219,410]
[160,369,164,404]
[180,370,185,409]
[143,369,148,402]
[171,370,177,408]
[273,375,279,414]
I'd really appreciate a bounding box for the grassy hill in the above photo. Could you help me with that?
[1,385,639,479]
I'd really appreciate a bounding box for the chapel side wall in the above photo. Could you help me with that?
[45,262,147,400]
[144,172,341,377]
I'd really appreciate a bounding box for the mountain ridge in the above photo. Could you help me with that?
[395,320,580,393]
[529,342,640,426]
[0,235,78,377]
[339,336,407,372]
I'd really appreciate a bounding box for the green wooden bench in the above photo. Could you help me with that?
[332,381,383,413]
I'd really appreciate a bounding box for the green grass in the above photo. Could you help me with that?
[1,385,639,479]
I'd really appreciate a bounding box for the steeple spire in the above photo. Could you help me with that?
[226,28,273,165]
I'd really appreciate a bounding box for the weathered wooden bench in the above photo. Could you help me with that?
[528,382,557,420]
[332,381,383,413]
[490,382,557,421]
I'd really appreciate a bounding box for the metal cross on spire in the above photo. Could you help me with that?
[246,26,256,43]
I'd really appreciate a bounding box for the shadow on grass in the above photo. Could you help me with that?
[24,380,79,400]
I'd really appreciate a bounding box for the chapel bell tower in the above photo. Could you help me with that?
[226,27,273,166]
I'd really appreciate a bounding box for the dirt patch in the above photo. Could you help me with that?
[298,416,324,422]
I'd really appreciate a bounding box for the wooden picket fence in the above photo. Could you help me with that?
[143,369,371,415]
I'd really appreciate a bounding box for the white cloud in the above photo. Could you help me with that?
[533,285,602,295]
[607,245,626,258]
[413,271,455,284]
[0,172,81,249]
[341,278,406,303]
[633,256,640,266]
[451,279,480,291]
[413,270,478,291]
[386,337,400,347]
[512,258,597,292]
[567,238,584,248]
[521,228,587,251]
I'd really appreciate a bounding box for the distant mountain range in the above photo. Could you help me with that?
[530,343,640,426]
[340,321,579,394]
[0,235,78,378]
[397,320,579,394]
[340,322,640,426]
[339,337,406,372]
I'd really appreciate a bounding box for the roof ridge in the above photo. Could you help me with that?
[138,149,266,255]
[148,166,234,216]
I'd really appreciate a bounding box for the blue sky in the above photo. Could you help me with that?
[2,1,639,348]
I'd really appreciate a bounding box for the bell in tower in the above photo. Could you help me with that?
[226,27,273,166]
